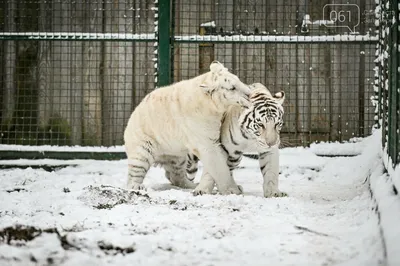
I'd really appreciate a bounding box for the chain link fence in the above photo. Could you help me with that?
[0,0,382,159]
[375,0,399,168]
[0,1,157,147]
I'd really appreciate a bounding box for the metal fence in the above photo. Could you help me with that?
[375,0,399,168]
[0,1,157,148]
[0,0,379,156]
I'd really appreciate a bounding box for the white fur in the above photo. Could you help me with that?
[190,83,287,197]
[124,61,251,195]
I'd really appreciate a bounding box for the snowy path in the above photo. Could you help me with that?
[0,137,385,266]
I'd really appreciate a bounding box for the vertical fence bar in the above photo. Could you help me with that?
[387,0,396,166]
[358,0,366,136]
[373,0,381,130]
[397,2,400,166]
[157,0,172,87]
[380,0,389,148]
[379,0,400,167]
[389,0,399,166]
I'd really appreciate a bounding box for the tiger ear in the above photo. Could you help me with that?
[210,60,225,74]
[273,91,285,105]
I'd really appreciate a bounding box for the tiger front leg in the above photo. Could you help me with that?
[198,147,243,195]
[259,146,287,198]
[192,171,215,195]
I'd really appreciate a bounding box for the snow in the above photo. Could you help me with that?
[309,137,365,156]
[312,20,335,26]
[200,21,216,27]
[369,131,400,266]
[1,132,395,265]
[382,145,400,197]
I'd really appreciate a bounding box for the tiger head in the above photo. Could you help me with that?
[201,61,252,107]
[238,83,285,148]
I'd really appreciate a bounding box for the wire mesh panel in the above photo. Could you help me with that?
[0,1,156,146]
[172,0,377,146]
[376,0,400,167]
[0,0,381,150]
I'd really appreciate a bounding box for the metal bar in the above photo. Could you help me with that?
[0,32,378,44]
[157,0,172,87]
[397,2,400,166]
[358,0,366,137]
[170,0,176,82]
[174,35,379,44]
[389,0,399,166]
[387,0,395,165]
[0,32,156,41]
[1,150,357,161]
[0,150,126,160]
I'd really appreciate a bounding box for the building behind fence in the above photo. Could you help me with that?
[0,0,397,167]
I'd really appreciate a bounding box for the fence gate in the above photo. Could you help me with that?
[0,0,379,159]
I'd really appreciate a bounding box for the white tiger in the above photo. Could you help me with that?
[124,61,251,195]
[185,83,287,197]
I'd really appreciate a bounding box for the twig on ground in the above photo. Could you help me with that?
[294,225,333,238]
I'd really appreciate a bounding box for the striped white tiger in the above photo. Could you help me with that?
[124,61,251,195]
[186,83,287,197]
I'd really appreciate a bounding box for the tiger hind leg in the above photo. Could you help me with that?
[164,156,197,189]
[126,142,155,191]
[186,153,199,181]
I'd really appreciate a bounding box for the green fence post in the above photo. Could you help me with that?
[397,2,400,166]
[392,0,399,166]
[388,0,399,167]
[157,0,172,87]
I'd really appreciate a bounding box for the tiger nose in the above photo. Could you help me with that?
[264,131,278,147]
[266,139,278,147]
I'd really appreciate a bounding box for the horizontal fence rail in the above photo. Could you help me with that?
[174,34,378,43]
[0,32,157,41]
[0,32,378,43]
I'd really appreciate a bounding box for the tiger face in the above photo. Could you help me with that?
[201,61,252,107]
[238,83,285,148]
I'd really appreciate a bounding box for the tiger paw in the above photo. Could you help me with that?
[176,181,197,189]
[220,185,243,195]
[192,188,212,196]
[264,190,287,198]
[129,183,147,191]
[192,185,213,196]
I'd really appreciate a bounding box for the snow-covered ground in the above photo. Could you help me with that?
[0,132,396,266]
